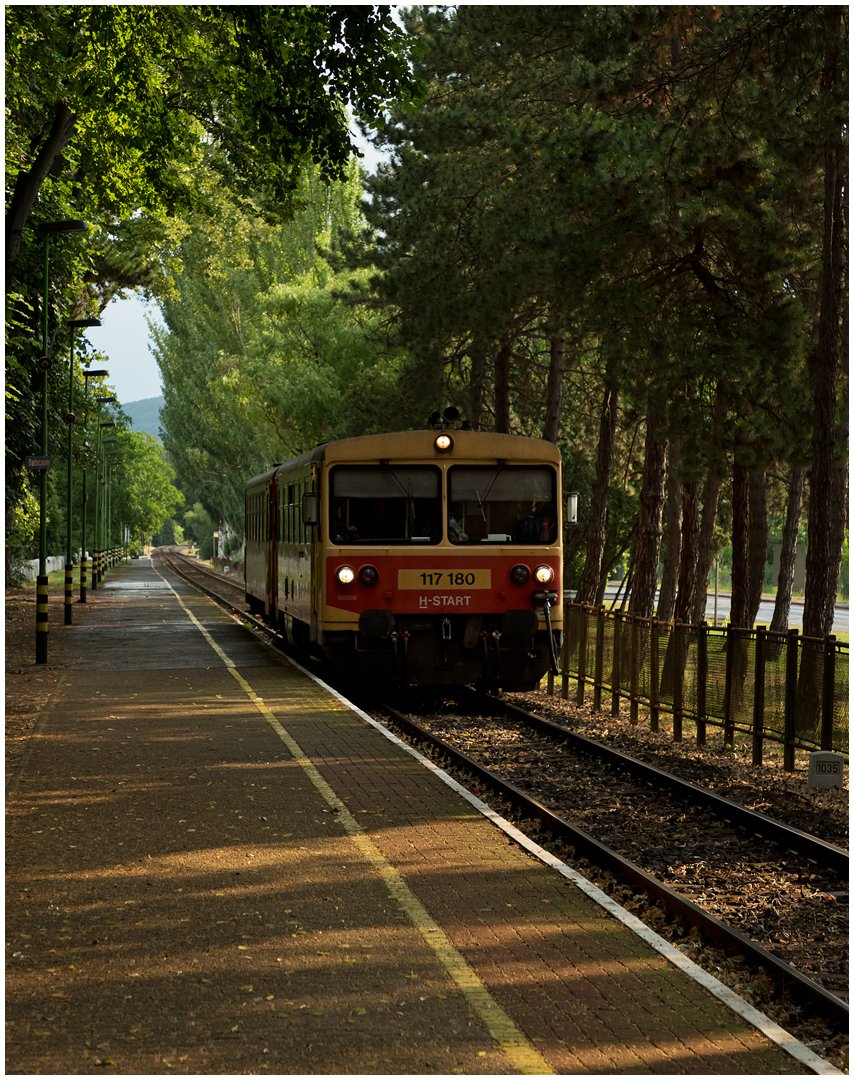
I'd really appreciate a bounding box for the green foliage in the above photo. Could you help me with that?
[152,160,413,531]
[347,5,845,606]
[5,482,40,583]
[154,518,184,547]
[5,4,423,555]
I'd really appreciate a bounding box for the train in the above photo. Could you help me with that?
[244,426,566,691]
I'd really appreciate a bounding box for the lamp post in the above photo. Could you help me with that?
[79,373,110,601]
[34,219,88,663]
[102,443,119,569]
[105,455,119,563]
[62,318,101,624]
[95,418,117,584]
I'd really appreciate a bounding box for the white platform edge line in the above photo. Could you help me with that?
[297,663,840,1077]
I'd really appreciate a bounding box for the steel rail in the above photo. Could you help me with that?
[157,549,274,639]
[461,689,849,877]
[157,550,848,1027]
[378,701,849,1031]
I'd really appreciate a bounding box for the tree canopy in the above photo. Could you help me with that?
[5,4,423,582]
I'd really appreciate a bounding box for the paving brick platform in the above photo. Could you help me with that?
[5,556,815,1074]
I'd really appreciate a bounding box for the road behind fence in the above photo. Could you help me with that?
[559,603,849,769]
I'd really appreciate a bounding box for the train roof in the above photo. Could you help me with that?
[246,429,560,489]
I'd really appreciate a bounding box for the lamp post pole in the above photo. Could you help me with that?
[102,443,119,569]
[93,411,116,588]
[79,373,110,602]
[105,456,119,563]
[34,219,87,663]
[63,318,101,623]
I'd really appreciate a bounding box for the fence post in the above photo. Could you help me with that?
[753,626,766,766]
[649,620,660,733]
[723,625,735,747]
[821,635,836,751]
[630,616,640,725]
[576,606,588,708]
[593,607,605,713]
[696,622,707,746]
[611,612,621,717]
[673,623,683,741]
[784,628,799,772]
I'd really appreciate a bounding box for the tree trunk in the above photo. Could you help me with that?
[469,344,487,431]
[770,466,805,635]
[661,476,697,698]
[6,103,77,284]
[689,463,723,625]
[656,439,682,623]
[542,330,565,443]
[803,8,846,640]
[746,467,768,626]
[494,339,512,434]
[729,461,750,627]
[629,397,667,619]
[689,383,728,625]
[673,478,698,624]
[576,357,619,604]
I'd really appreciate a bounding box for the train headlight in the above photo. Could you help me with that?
[336,565,355,585]
[358,565,379,586]
[434,433,454,453]
[534,565,554,584]
[510,564,530,585]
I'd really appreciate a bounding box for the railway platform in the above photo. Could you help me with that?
[5,554,831,1075]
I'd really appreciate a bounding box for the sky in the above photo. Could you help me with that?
[84,133,388,407]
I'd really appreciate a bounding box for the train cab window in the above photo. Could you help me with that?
[330,465,441,545]
[448,466,557,544]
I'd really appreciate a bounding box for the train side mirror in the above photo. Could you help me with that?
[302,492,319,526]
[565,492,578,526]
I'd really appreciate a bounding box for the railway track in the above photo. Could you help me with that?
[158,548,849,1056]
[373,693,847,1028]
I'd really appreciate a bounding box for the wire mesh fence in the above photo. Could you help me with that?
[560,603,849,767]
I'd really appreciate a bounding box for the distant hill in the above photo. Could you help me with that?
[122,396,164,439]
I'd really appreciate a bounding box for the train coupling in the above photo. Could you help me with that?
[532,590,558,606]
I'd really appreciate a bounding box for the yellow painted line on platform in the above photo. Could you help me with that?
[155,566,553,1076]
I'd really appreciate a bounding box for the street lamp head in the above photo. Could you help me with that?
[84,369,110,379]
[66,317,102,329]
[37,219,88,235]
[95,396,117,404]
[99,421,117,427]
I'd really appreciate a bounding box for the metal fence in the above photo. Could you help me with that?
[558,603,849,768]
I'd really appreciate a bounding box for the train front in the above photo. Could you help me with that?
[318,429,562,691]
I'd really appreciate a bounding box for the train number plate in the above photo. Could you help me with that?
[398,569,491,589]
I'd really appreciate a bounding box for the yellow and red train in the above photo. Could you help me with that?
[245,428,564,690]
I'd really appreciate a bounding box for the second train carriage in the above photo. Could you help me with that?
[245,428,564,690]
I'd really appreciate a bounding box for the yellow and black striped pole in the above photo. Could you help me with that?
[36,575,49,664]
[80,554,88,603]
[64,562,73,625]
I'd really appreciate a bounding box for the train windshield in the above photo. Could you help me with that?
[448,466,557,544]
[330,466,442,544]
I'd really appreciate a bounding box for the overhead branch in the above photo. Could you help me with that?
[5,103,77,284]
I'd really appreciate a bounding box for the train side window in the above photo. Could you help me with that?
[329,466,441,545]
[448,466,557,544]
